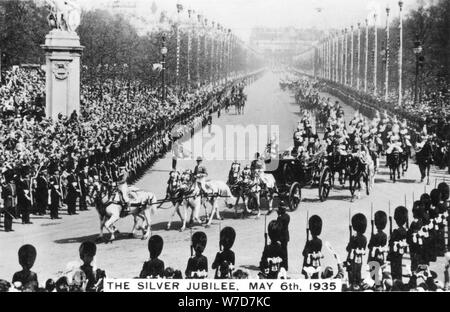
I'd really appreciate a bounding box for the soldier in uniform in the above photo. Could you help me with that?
[259,220,286,279]
[117,165,131,214]
[1,169,16,232]
[302,215,323,279]
[388,206,409,281]
[79,241,106,292]
[16,167,32,225]
[66,165,79,216]
[277,203,290,269]
[345,213,367,290]
[212,227,236,279]
[12,245,38,292]
[430,189,446,257]
[35,168,49,216]
[49,166,62,220]
[78,159,89,211]
[437,182,450,250]
[368,211,388,268]
[408,201,427,272]
[140,235,165,279]
[186,231,208,279]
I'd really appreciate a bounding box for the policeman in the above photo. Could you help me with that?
[78,159,89,211]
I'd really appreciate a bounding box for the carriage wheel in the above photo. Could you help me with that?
[283,163,295,185]
[288,182,302,212]
[319,167,332,202]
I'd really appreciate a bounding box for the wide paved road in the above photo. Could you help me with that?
[1,72,448,281]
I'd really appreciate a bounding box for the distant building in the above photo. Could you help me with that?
[249,27,323,66]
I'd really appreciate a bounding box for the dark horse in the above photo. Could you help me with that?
[346,155,370,201]
[327,145,348,187]
[387,151,402,183]
[416,141,434,184]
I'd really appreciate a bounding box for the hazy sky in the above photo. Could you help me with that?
[79,0,423,40]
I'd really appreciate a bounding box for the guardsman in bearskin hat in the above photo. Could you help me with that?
[49,164,62,220]
[345,213,367,289]
[408,201,427,272]
[368,211,388,267]
[140,235,165,279]
[259,220,286,279]
[430,189,446,257]
[79,241,106,292]
[186,231,208,279]
[212,227,236,279]
[1,168,16,232]
[12,244,38,291]
[302,215,323,279]
[437,182,450,250]
[16,166,32,225]
[388,206,409,280]
[277,203,290,267]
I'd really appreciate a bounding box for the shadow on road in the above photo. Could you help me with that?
[54,232,135,245]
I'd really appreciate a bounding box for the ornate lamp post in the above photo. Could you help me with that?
[350,25,354,87]
[413,39,423,105]
[384,6,390,102]
[357,22,361,90]
[373,13,378,96]
[364,18,369,93]
[175,3,183,88]
[398,0,404,107]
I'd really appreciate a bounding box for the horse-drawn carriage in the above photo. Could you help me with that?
[263,151,332,211]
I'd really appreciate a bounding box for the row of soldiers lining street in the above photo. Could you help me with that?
[0,73,262,232]
[1,183,449,291]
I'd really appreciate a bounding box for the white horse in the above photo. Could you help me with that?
[203,180,236,227]
[89,183,157,241]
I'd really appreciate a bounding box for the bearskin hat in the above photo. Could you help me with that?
[412,201,426,220]
[394,206,408,227]
[268,220,282,243]
[374,211,388,230]
[438,182,450,201]
[430,189,441,207]
[220,227,236,251]
[79,241,97,258]
[148,235,164,259]
[192,231,207,254]
[420,193,431,211]
[18,244,37,269]
[309,215,323,236]
[352,213,368,234]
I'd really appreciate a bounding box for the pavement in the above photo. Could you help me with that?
[0,72,448,283]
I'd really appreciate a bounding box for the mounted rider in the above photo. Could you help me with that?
[399,119,412,150]
[194,157,209,195]
[116,166,131,214]
[386,122,404,155]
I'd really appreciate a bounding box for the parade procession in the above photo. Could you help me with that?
[0,0,450,298]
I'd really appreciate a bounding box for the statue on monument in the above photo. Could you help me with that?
[45,0,81,33]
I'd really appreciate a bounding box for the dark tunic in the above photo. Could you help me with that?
[139,259,165,279]
[259,242,287,279]
[212,250,235,279]
[12,270,38,291]
[185,255,208,279]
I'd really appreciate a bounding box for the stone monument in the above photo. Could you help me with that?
[41,0,83,120]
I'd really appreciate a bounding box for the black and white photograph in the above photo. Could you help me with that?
[0,0,449,300]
